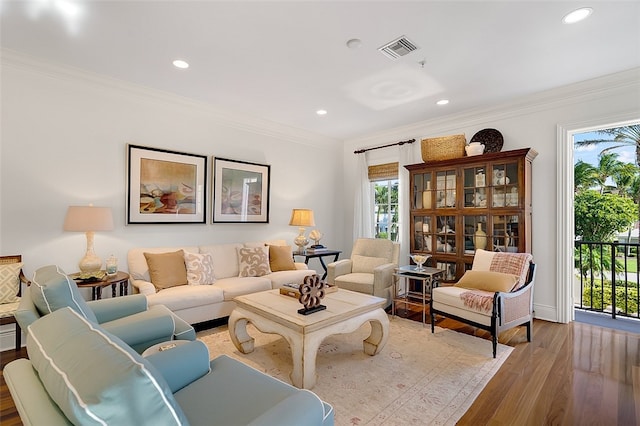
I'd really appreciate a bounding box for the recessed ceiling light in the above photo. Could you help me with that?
[316,109,328,116]
[436,99,449,106]
[172,59,189,69]
[346,38,362,49]
[562,7,593,24]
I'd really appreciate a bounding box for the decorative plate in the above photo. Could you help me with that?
[470,128,504,153]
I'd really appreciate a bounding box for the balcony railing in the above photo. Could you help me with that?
[574,240,640,320]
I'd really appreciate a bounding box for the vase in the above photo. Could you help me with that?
[474,223,487,251]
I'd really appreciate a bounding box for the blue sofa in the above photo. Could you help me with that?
[15,265,196,353]
[4,307,334,425]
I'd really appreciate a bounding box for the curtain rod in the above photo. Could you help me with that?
[354,138,416,154]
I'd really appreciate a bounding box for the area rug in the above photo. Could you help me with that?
[197,316,512,426]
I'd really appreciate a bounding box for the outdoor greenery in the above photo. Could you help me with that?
[579,277,639,316]
[374,179,399,241]
[574,125,640,318]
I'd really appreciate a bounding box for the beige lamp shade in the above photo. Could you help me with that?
[64,206,114,273]
[288,209,315,227]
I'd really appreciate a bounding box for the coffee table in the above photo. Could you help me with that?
[228,289,389,389]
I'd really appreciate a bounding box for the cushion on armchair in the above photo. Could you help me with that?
[472,249,533,290]
[455,270,520,293]
[31,265,98,323]
[351,255,390,273]
[0,262,22,304]
[27,307,189,426]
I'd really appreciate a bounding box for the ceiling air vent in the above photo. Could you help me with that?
[378,36,419,60]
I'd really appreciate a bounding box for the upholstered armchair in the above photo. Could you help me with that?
[327,238,400,305]
[430,249,536,358]
[15,265,196,353]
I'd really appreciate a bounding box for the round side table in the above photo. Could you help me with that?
[72,271,130,300]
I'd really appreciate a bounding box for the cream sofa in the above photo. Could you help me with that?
[128,240,316,324]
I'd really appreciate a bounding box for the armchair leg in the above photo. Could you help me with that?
[430,304,435,333]
[526,320,532,342]
[15,322,21,351]
[492,335,497,358]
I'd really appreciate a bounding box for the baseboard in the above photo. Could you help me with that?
[533,303,559,323]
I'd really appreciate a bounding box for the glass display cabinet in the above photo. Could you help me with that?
[406,148,537,282]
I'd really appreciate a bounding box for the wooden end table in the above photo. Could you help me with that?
[71,271,130,300]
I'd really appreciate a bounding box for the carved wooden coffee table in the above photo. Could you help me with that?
[229,289,389,389]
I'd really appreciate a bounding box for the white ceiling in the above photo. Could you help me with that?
[2,1,639,140]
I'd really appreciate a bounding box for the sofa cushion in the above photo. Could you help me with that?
[237,246,272,277]
[147,284,225,311]
[351,255,390,274]
[455,270,520,293]
[268,245,296,272]
[184,252,216,285]
[30,265,98,323]
[212,276,272,301]
[144,250,188,290]
[0,262,22,304]
[199,243,244,279]
[27,307,188,426]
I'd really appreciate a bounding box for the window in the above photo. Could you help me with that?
[368,162,400,241]
[374,179,399,241]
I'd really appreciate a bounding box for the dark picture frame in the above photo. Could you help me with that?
[127,144,207,224]
[212,157,270,223]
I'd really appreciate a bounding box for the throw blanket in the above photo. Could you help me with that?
[460,290,495,313]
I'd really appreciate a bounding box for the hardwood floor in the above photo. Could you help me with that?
[1,315,638,425]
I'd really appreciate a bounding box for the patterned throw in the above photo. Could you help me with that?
[460,289,495,313]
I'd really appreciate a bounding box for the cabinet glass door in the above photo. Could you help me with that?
[436,261,457,282]
[491,161,519,208]
[435,215,456,253]
[435,170,456,208]
[463,215,488,254]
[413,215,433,253]
[463,166,487,208]
[413,172,433,210]
[492,215,520,252]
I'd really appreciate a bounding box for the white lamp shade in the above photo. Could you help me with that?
[289,209,315,227]
[63,206,114,232]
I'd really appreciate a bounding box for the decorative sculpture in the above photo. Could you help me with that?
[297,274,327,315]
[308,229,324,248]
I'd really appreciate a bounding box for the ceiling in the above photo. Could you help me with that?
[2,1,639,140]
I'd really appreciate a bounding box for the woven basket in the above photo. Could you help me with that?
[421,134,466,162]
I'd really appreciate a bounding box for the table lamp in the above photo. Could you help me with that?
[289,208,315,253]
[63,205,114,273]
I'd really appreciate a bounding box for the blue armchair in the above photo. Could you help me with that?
[4,307,334,425]
[15,265,195,353]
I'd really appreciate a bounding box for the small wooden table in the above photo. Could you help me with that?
[293,249,341,279]
[229,289,389,389]
[72,271,130,300]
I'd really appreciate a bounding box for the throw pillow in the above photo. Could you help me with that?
[27,307,188,426]
[144,250,188,291]
[490,252,533,290]
[31,265,98,323]
[0,262,22,304]
[184,252,216,285]
[268,245,296,272]
[455,270,521,293]
[237,246,271,277]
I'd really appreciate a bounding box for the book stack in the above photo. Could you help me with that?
[305,246,328,253]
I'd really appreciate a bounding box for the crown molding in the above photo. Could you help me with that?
[0,48,340,149]
[349,67,640,146]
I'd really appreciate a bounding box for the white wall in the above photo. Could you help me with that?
[0,52,344,349]
[342,68,640,323]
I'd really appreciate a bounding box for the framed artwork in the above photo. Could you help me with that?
[127,144,207,224]
[212,157,270,223]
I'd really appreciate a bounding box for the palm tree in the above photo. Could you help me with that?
[594,152,623,194]
[574,160,598,192]
[574,124,640,165]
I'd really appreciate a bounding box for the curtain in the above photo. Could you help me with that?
[398,142,417,266]
[353,152,374,240]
